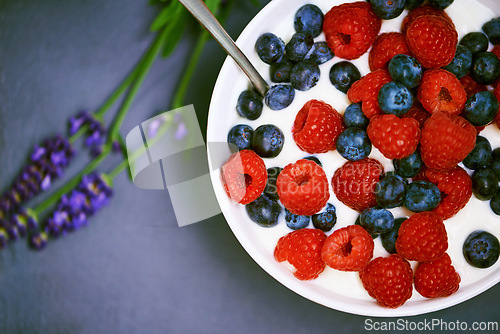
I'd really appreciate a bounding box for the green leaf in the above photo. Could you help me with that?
[161,9,188,58]
[150,1,181,32]
[205,0,222,14]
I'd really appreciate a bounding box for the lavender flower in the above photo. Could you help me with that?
[44,172,113,238]
[69,111,106,157]
[29,230,48,250]
[0,135,74,217]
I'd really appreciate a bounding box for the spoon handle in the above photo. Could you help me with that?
[178,0,269,96]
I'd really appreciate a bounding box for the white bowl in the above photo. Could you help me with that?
[207,0,500,317]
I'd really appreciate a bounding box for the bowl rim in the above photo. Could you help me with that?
[206,0,500,317]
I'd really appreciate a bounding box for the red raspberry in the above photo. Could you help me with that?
[274,229,327,280]
[359,254,413,308]
[414,253,461,298]
[401,4,453,33]
[368,32,411,71]
[321,225,374,271]
[323,1,381,60]
[292,100,344,154]
[406,15,458,68]
[459,75,488,99]
[403,103,430,128]
[220,150,267,204]
[420,111,476,171]
[331,158,384,212]
[347,69,392,119]
[367,114,421,159]
[418,69,467,116]
[277,159,329,216]
[423,166,472,220]
[396,212,448,262]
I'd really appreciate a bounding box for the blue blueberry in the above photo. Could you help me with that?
[285,208,310,230]
[265,84,295,110]
[463,136,492,170]
[470,52,500,85]
[270,57,295,83]
[429,0,454,10]
[294,4,324,38]
[359,208,395,235]
[370,0,406,20]
[393,150,423,178]
[236,90,263,120]
[463,91,499,126]
[343,103,369,129]
[311,203,337,232]
[378,81,413,116]
[404,180,441,212]
[463,230,500,268]
[471,168,499,201]
[405,0,424,10]
[490,191,500,216]
[290,60,320,91]
[329,61,361,93]
[375,175,407,209]
[381,171,409,187]
[355,215,378,239]
[227,124,253,152]
[285,32,314,62]
[482,17,500,45]
[381,217,407,254]
[336,127,372,161]
[255,33,285,64]
[264,167,282,200]
[245,195,282,227]
[388,54,423,89]
[251,124,284,158]
[303,156,322,167]
[443,44,473,79]
[305,42,334,65]
[460,32,489,55]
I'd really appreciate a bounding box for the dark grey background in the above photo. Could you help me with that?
[0,1,498,333]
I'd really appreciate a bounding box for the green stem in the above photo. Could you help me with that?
[33,145,111,216]
[107,25,171,144]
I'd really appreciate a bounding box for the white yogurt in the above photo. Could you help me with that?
[207,0,500,316]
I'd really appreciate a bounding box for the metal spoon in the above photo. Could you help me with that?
[178,0,269,96]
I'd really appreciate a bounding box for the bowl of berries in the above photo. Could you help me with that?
[207,0,500,316]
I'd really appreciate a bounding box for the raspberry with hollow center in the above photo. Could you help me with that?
[418,69,467,116]
[323,1,381,60]
[220,150,267,204]
[277,159,330,216]
[321,225,374,271]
